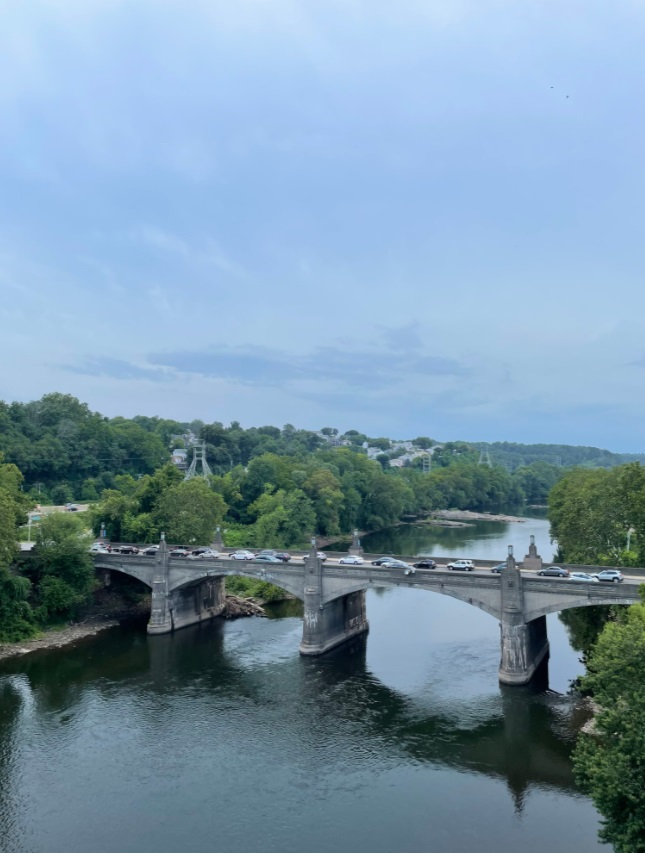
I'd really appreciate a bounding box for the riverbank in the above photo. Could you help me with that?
[431,509,527,523]
[0,594,267,662]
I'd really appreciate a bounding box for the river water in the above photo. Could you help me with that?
[0,516,605,853]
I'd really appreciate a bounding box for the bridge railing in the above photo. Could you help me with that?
[96,544,645,579]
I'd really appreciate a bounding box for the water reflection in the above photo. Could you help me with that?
[1,621,579,802]
[350,515,556,562]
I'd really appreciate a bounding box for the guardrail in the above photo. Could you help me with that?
[98,544,645,578]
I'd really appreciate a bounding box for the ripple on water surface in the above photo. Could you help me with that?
[0,586,602,853]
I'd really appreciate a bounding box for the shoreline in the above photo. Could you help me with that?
[0,594,268,662]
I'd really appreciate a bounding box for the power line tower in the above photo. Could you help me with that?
[478,445,492,467]
[184,441,213,480]
[422,453,431,474]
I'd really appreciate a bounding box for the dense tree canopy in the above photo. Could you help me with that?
[573,591,645,853]
[549,464,645,566]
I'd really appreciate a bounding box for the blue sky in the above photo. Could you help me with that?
[2,0,645,449]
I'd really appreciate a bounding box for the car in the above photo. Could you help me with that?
[229,550,256,561]
[537,566,570,578]
[89,542,111,554]
[257,549,291,562]
[339,555,364,565]
[413,560,436,569]
[447,560,475,571]
[188,548,221,559]
[594,570,624,583]
[302,551,328,562]
[142,545,159,556]
[570,572,599,583]
[382,559,415,573]
[65,503,79,512]
[169,548,191,558]
[112,545,139,555]
[371,556,398,566]
[274,552,291,562]
[253,554,283,563]
[491,563,507,573]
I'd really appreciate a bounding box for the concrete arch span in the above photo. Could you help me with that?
[169,567,305,602]
[524,593,640,623]
[320,577,502,621]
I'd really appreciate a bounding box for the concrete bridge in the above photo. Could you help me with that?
[93,539,642,687]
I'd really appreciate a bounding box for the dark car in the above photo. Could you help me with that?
[491,563,507,573]
[169,548,191,558]
[142,546,159,556]
[258,549,291,562]
[371,556,397,566]
[113,545,139,555]
[413,560,436,569]
[537,566,570,578]
[254,554,283,563]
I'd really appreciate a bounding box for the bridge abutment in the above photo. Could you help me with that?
[166,577,226,632]
[498,549,549,685]
[147,538,226,634]
[299,544,369,655]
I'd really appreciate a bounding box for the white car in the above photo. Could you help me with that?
[89,542,110,554]
[228,550,256,561]
[187,548,221,559]
[447,560,475,571]
[339,555,363,565]
[570,572,599,583]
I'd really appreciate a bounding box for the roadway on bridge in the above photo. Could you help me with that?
[223,555,645,585]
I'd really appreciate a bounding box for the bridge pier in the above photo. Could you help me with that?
[147,537,226,634]
[299,542,369,655]
[498,548,549,685]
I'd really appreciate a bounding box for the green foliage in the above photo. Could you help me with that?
[154,479,226,545]
[0,454,36,641]
[0,568,34,642]
[549,464,645,566]
[29,514,95,621]
[0,393,171,498]
[487,441,645,470]
[573,592,645,852]
[225,575,288,602]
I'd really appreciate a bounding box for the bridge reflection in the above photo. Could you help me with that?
[0,616,586,815]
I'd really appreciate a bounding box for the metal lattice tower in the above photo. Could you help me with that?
[422,453,431,474]
[184,441,213,480]
[478,446,493,467]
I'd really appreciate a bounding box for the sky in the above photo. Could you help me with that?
[1,0,645,450]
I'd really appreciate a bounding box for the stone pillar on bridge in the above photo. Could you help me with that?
[148,534,172,634]
[498,546,549,685]
[300,538,369,656]
[147,533,227,635]
[212,526,225,554]
[522,535,543,572]
[348,529,363,558]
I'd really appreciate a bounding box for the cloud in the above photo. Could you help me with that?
[147,343,468,391]
[61,357,173,383]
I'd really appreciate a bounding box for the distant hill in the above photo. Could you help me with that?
[481,442,645,471]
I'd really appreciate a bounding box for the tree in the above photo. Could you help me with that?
[549,465,645,566]
[29,513,95,622]
[573,591,645,852]
[154,479,227,545]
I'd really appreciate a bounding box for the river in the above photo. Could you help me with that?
[0,515,605,853]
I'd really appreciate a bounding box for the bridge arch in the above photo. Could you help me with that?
[524,594,639,623]
[169,566,305,602]
[93,559,153,589]
[321,578,502,620]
